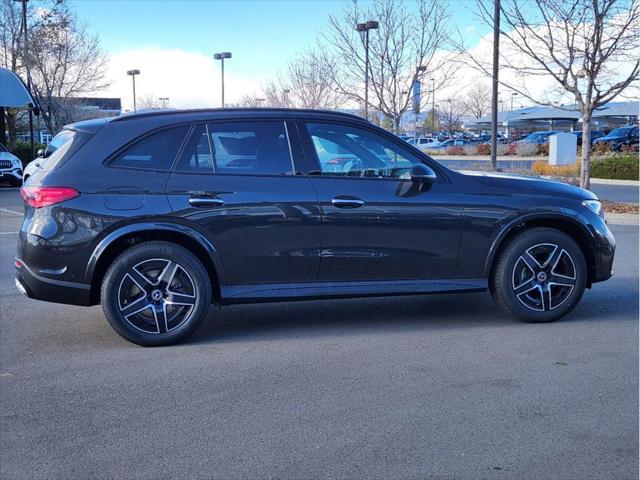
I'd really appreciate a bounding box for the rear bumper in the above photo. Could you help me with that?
[15,258,92,306]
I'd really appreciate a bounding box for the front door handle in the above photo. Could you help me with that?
[331,197,365,208]
[189,197,225,208]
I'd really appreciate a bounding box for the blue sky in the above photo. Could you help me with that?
[70,0,490,109]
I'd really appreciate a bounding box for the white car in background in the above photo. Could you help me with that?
[407,137,441,148]
[0,143,23,187]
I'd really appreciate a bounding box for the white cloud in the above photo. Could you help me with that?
[99,47,263,110]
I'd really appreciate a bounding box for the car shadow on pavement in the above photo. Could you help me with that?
[189,292,513,345]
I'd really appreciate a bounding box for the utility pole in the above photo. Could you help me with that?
[490,0,500,171]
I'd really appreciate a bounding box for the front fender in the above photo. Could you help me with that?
[482,209,597,278]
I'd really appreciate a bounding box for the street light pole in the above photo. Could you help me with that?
[430,77,435,134]
[356,20,378,120]
[256,98,266,108]
[126,69,140,113]
[490,0,501,171]
[511,92,517,111]
[283,89,290,108]
[159,97,169,109]
[213,52,232,108]
[15,0,34,157]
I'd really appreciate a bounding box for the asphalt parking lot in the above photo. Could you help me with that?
[0,188,638,480]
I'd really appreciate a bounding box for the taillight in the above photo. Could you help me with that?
[20,186,80,208]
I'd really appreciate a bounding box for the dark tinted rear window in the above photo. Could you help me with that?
[110,126,189,171]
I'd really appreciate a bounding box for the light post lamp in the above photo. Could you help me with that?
[213,51,232,108]
[511,92,518,111]
[283,89,290,107]
[159,97,169,109]
[126,69,140,113]
[356,20,379,120]
[14,0,34,158]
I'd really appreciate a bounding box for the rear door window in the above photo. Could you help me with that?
[41,129,91,171]
[110,126,189,171]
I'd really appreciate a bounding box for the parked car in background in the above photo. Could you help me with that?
[592,125,639,151]
[16,108,615,346]
[518,131,563,145]
[0,143,23,187]
[427,139,472,150]
[23,130,79,182]
[408,137,441,148]
[570,130,605,146]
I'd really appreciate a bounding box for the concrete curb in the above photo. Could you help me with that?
[606,213,639,225]
[591,178,639,186]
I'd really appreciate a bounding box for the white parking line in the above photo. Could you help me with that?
[0,232,19,235]
[0,208,22,216]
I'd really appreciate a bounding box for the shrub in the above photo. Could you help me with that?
[423,149,442,156]
[9,141,47,167]
[496,144,508,156]
[531,160,580,177]
[446,146,465,155]
[475,143,491,155]
[591,141,610,155]
[536,143,549,156]
[504,143,517,156]
[590,154,639,181]
[462,145,476,156]
[515,142,538,157]
[620,143,640,154]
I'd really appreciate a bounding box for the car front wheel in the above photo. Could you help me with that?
[101,241,212,346]
[491,228,587,323]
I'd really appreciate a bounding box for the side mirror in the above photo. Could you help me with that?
[36,149,44,158]
[410,163,437,185]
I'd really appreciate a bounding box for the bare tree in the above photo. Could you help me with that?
[461,82,492,118]
[439,98,466,131]
[263,50,343,109]
[1,1,111,135]
[459,0,640,188]
[322,0,453,132]
[136,94,161,110]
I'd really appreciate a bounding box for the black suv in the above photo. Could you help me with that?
[16,109,615,346]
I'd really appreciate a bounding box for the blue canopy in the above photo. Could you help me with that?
[0,67,35,108]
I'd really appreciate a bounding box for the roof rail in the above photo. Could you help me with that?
[110,107,369,123]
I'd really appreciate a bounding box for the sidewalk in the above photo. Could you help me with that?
[606,213,639,225]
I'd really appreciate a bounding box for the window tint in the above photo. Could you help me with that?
[209,121,293,175]
[175,125,214,173]
[306,123,419,179]
[110,126,189,171]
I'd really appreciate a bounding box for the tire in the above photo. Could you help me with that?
[491,228,587,323]
[101,241,212,346]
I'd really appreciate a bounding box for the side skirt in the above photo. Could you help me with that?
[220,278,487,305]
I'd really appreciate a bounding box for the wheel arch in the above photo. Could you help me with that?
[485,214,597,287]
[86,222,226,305]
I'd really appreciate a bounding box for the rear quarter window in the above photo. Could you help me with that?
[109,126,189,171]
[41,129,92,171]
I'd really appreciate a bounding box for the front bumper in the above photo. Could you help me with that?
[15,258,92,306]
[0,168,23,181]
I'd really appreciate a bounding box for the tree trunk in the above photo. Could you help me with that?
[0,108,6,146]
[580,110,592,190]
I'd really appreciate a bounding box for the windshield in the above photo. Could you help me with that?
[607,127,630,137]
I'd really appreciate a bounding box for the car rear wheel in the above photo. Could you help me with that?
[491,228,587,323]
[101,241,211,346]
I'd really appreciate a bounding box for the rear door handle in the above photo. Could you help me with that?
[331,197,365,208]
[188,197,225,208]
